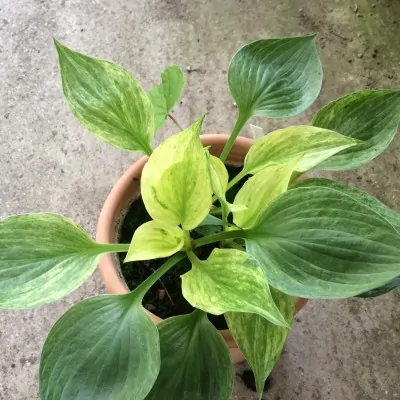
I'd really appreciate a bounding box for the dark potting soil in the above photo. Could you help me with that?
[118,164,249,330]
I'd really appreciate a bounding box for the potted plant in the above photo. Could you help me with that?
[1,34,400,400]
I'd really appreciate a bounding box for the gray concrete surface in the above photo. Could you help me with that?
[1,0,399,398]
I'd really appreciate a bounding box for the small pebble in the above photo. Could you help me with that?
[186,66,192,72]
[353,3,358,12]
[233,102,237,108]
[372,3,376,8]
[299,7,303,12]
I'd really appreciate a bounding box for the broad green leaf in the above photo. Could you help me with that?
[55,40,154,154]
[0,213,119,309]
[182,249,288,327]
[357,276,400,298]
[233,162,297,229]
[146,310,234,400]
[245,185,400,298]
[148,65,184,130]
[40,293,160,400]
[228,35,322,121]
[226,288,294,399]
[243,126,358,175]
[141,116,212,230]
[312,90,400,170]
[295,178,400,299]
[295,178,400,233]
[125,221,187,262]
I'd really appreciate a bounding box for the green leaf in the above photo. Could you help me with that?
[148,65,184,130]
[233,162,297,229]
[40,293,160,400]
[161,65,185,111]
[141,116,212,230]
[228,35,322,122]
[295,178,400,232]
[182,249,288,327]
[148,84,167,130]
[226,288,295,399]
[146,310,234,400]
[295,178,400,299]
[312,90,400,170]
[246,184,400,298]
[243,126,358,175]
[357,276,400,298]
[125,221,187,262]
[193,214,223,236]
[54,40,154,154]
[0,213,121,309]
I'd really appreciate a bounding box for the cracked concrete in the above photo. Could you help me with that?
[0,0,399,398]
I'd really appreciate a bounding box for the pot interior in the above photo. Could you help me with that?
[117,164,250,330]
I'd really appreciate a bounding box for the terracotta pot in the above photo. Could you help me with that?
[96,134,307,364]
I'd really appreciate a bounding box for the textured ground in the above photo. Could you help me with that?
[0,0,399,398]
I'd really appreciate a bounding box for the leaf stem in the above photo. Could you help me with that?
[226,170,247,191]
[133,252,186,299]
[168,113,184,131]
[209,207,223,215]
[219,111,249,163]
[193,229,245,248]
[97,243,130,253]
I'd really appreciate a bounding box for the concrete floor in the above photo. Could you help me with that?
[1,0,399,398]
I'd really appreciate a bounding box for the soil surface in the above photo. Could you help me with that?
[118,164,249,330]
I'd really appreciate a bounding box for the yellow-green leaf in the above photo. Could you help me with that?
[0,213,124,309]
[141,116,212,230]
[207,154,229,202]
[54,40,154,154]
[182,249,288,327]
[226,288,295,400]
[233,162,297,229]
[125,221,186,262]
[243,126,358,175]
[148,65,184,130]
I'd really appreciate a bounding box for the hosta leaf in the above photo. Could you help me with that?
[295,178,400,299]
[243,126,358,175]
[207,154,229,202]
[141,116,212,230]
[148,65,184,130]
[228,35,322,121]
[245,185,400,298]
[40,293,160,400]
[295,178,400,232]
[55,40,154,154]
[160,65,185,111]
[148,84,167,130]
[312,90,400,170]
[125,221,186,262]
[182,249,288,327]
[226,288,295,399]
[0,213,120,308]
[146,310,234,400]
[193,214,224,236]
[233,162,297,229]
[357,276,400,298]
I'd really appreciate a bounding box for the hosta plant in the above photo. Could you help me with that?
[1,35,400,400]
